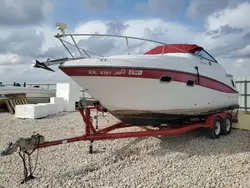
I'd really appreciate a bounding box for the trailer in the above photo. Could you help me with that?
[0,102,238,184]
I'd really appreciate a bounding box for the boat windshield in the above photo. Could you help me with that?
[194,50,218,63]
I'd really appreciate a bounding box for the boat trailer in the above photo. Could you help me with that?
[1,102,238,184]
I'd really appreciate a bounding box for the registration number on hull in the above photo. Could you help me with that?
[128,70,143,75]
[87,69,143,76]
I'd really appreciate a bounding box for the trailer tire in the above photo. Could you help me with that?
[221,114,232,135]
[207,116,222,139]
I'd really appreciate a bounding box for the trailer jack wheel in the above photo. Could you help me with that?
[207,116,222,139]
[220,114,232,135]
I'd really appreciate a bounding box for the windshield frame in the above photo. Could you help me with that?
[194,49,218,63]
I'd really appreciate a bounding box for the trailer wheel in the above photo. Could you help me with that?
[220,114,232,135]
[207,116,222,139]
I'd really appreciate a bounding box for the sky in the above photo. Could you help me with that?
[0,0,250,83]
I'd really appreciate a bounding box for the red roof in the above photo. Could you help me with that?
[144,44,203,55]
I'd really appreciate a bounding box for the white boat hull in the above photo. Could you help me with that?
[71,76,238,117]
[59,53,239,125]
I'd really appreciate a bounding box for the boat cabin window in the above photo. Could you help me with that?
[160,76,172,83]
[194,50,217,63]
[187,80,195,86]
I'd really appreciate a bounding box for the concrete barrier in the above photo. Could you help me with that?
[233,111,250,130]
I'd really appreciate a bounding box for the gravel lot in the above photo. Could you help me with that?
[1,111,250,188]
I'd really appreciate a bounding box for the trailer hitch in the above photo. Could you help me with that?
[1,133,45,184]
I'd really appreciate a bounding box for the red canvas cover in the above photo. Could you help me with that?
[144,44,203,55]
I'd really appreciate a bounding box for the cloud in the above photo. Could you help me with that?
[0,0,53,26]
[0,27,45,57]
[122,19,202,54]
[231,58,250,76]
[200,2,250,77]
[235,45,250,59]
[37,45,68,59]
[0,0,65,84]
[205,1,250,31]
[205,24,243,39]
[0,53,28,66]
[201,2,250,58]
[67,16,250,77]
[0,25,67,62]
[186,0,242,20]
[74,20,108,41]
[82,0,107,11]
[207,32,250,58]
[66,19,201,58]
[136,0,186,18]
[72,20,130,57]
[106,21,129,35]
[1,0,250,84]
[0,63,70,83]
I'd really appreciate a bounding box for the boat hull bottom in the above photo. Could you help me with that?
[109,105,239,126]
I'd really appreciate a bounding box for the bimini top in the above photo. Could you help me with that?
[144,44,203,55]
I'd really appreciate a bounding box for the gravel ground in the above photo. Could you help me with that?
[1,111,250,188]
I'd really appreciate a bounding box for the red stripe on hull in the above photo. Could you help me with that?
[60,67,237,94]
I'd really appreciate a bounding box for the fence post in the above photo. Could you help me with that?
[244,80,247,112]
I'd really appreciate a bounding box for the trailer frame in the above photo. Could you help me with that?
[36,104,239,153]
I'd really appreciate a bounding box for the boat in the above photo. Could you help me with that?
[0,84,56,105]
[32,23,240,125]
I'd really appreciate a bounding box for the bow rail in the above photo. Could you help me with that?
[54,32,194,59]
[32,22,199,72]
